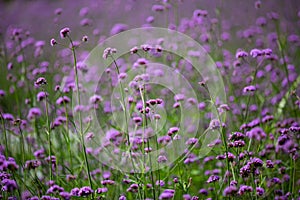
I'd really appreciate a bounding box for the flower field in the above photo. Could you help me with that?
[0,0,300,199]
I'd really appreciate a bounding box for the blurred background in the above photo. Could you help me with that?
[1,0,300,45]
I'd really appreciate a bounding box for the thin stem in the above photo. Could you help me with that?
[243,58,265,123]
[139,86,156,200]
[155,119,161,197]
[138,82,149,198]
[18,125,25,166]
[68,35,93,196]
[203,84,231,186]
[63,99,73,173]
[44,90,53,182]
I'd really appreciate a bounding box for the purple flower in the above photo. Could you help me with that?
[0,90,5,97]
[168,127,179,136]
[141,44,152,52]
[56,96,70,105]
[96,187,108,194]
[174,93,185,102]
[35,77,47,86]
[1,179,18,192]
[243,85,256,94]
[60,27,70,39]
[230,180,238,186]
[262,115,274,123]
[152,4,165,12]
[266,160,274,168]
[119,195,127,200]
[256,17,267,26]
[223,186,237,196]
[46,185,64,194]
[70,187,80,196]
[235,50,248,59]
[159,189,175,199]
[78,186,93,197]
[1,113,14,121]
[54,8,62,15]
[238,185,253,195]
[118,72,127,80]
[136,58,148,66]
[27,107,42,121]
[37,91,48,101]
[250,157,264,167]
[34,148,45,159]
[101,180,115,185]
[246,127,266,140]
[193,9,208,17]
[229,132,245,141]
[199,188,208,195]
[110,23,128,35]
[156,180,165,187]
[158,155,168,163]
[51,116,67,129]
[228,140,245,148]
[80,18,91,26]
[186,138,198,145]
[240,164,251,177]
[130,46,139,54]
[50,38,57,46]
[103,47,117,59]
[256,187,264,196]
[209,119,221,129]
[255,1,261,8]
[59,191,71,200]
[89,95,103,104]
[262,48,272,56]
[207,175,220,183]
[271,177,282,185]
[250,49,263,58]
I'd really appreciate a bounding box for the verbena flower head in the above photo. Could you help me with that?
[82,35,88,42]
[50,38,57,46]
[103,47,117,59]
[250,48,263,58]
[243,85,256,94]
[78,186,93,197]
[35,77,47,87]
[1,179,18,192]
[159,189,175,199]
[37,91,48,101]
[96,187,108,194]
[60,27,70,39]
[54,8,62,15]
[256,187,264,196]
[207,175,220,183]
[27,107,42,121]
[152,4,165,12]
[223,186,238,196]
[235,50,248,59]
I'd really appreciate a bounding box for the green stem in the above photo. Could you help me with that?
[63,100,73,173]
[243,58,264,123]
[68,36,93,198]
[44,93,53,181]
[18,125,25,166]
